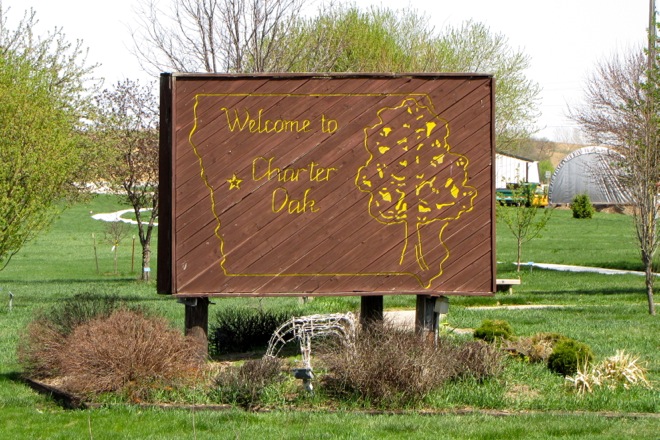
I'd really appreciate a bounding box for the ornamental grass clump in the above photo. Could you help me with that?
[18,300,205,401]
[566,350,652,394]
[504,332,567,363]
[58,309,205,398]
[17,292,131,378]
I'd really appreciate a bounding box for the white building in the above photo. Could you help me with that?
[495,153,540,189]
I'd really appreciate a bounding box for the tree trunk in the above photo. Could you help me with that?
[142,242,151,281]
[645,261,656,315]
[516,238,523,272]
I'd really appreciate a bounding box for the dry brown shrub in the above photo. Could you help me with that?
[17,293,129,379]
[505,332,566,363]
[214,357,284,409]
[454,340,504,380]
[17,320,67,378]
[58,309,204,396]
[319,325,502,406]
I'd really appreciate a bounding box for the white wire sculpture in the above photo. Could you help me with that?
[264,312,356,391]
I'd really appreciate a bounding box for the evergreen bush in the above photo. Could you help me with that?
[547,338,594,376]
[571,194,595,219]
[473,319,514,343]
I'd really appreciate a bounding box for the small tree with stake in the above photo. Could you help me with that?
[497,189,552,272]
[104,221,131,275]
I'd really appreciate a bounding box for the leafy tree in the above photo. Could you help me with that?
[291,8,540,150]
[0,2,96,270]
[570,15,658,315]
[538,160,554,184]
[427,20,540,151]
[289,6,427,73]
[507,137,558,162]
[93,80,159,281]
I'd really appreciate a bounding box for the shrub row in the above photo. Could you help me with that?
[475,319,594,376]
[209,307,303,356]
[23,298,642,408]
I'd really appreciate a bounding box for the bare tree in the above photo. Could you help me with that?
[571,47,657,315]
[131,0,310,74]
[94,79,159,281]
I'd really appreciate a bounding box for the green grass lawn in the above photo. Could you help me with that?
[0,197,658,439]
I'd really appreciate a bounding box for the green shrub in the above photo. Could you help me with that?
[571,194,595,219]
[547,338,594,376]
[473,319,514,343]
[210,307,301,355]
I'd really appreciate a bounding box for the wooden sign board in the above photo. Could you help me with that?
[158,73,495,297]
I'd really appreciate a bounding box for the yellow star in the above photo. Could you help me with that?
[227,174,243,190]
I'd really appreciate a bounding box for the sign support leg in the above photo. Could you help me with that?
[360,295,383,330]
[182,297,210,357]
[415,295,439,342]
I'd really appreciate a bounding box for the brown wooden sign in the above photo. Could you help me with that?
[158,73,495,297]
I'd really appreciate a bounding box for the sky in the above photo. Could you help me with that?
[7,0,651,143]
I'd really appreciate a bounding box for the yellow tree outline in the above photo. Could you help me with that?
[356,97,477,287]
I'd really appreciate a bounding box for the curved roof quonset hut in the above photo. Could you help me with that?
[549,146,632,205]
